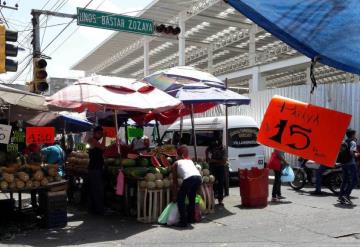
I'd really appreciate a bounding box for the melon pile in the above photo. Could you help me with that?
[139,172,172,190]
[0,163,61,191]
[66,151,89,174]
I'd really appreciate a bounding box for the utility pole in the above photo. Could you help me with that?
[29,9,76,93]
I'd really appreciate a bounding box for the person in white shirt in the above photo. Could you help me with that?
[171,145,202,227]
[131,135,150,153]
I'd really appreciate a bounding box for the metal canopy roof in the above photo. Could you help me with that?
[72,0,356,90]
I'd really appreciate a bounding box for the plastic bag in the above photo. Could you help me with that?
[198,196,206,212]
[167,203,180,226]
[115,169,124,196]
[158,202,176,225]
[281,166,295,182]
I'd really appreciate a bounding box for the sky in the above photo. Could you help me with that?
[0,0,153,84]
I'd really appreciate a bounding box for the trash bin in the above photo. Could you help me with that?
[239,168,269,208]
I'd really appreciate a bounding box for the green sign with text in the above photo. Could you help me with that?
[77,8,154,35]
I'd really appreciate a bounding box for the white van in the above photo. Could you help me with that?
[161,116,265,177]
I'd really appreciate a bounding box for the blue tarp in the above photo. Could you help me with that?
[228,0,360,74]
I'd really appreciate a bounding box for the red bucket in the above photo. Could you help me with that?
[239,168,269,208]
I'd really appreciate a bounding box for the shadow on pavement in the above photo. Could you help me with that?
[333,203,357,209]
[1,207,156,247]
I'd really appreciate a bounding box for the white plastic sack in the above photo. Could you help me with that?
[166,203,180,226]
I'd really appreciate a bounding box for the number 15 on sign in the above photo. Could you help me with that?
[257,95,351,167]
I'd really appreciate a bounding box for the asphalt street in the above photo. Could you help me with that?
[2,185,360,247]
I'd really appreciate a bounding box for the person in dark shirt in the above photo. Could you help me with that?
[87,126,106,215]
[205,132,227,206]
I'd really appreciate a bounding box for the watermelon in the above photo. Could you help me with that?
[160,155,171,167]
[137,158,150,167]
[121,159,136,167]
[151,156,161,168]
[148,167,160,174]
[124,167,148,178]
[159,167,170,176]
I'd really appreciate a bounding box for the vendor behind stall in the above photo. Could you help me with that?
[131,135,150,154]
[41,140,65,177]
[87,126,106,215]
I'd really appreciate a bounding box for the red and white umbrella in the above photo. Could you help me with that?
[46,75,182,114]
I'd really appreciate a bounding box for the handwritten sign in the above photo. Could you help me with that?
[103,127,116,138]
[12,131,25,143]
[0,124,12,144]
[7,143,18,153]
[257,95,351,167]
[26,127,55,145]
[75,143,86,152]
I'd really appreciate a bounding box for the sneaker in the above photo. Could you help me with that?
[337,196,346,205]
[277,195,286,199]
[271,197,280,202]
[344,196,354,205]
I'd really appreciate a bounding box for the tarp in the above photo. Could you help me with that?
[27,111,93,133]
[228,0,360,74]
[46,75,182,113]
[0,83,47,111]
[176,84,250,105]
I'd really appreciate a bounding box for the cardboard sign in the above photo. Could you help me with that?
[26,127,55,145]
[103,127,116,138]
[0,124,12,144]
[7,143,18,153]
[257,95,352,167]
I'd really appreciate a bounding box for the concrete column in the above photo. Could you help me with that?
[249,24,257,66]
[143,37,150,76]
[178,12,186,66]
[305,67,311,84]
[207,44,213,73]
[249,66,263,93]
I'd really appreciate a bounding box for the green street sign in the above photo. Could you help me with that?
[77,8,154,35]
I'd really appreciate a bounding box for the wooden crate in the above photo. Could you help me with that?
[137,182,171,223]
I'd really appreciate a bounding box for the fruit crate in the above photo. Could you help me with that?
[137,181,170,223]
[199,183,215,214]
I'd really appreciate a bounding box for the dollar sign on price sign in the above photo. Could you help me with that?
[257,95,352,167]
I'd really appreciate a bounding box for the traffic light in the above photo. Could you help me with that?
[154,24,181,35]
[0,25,18,73]
[33,58,48,93]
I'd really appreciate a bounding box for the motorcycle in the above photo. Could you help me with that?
[290,158,343,195]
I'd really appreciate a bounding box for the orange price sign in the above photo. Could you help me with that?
[257,95,352,167]
[103,127,116,138]
[26,127,55,145]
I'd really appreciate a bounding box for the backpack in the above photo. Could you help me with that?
[337,140,353,164]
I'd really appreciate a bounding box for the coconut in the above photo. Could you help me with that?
[155,173,163,180]
[145,173,156,182]
[202,169,210,176]
[209,175,215,183]
[177,178,183,186]
[202,176,210,183]
[3,173,14,183]
[41,178,49,186]
[140,180,147,188]
[33,181,40,188]
[147,181,156,189]
[155,180,164,189]
[8,182,16,190]
[26,180,33,188]
[16,180,25,189]
[0,180,8,190]
[34,170,44,181]
[163,178,170,188]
